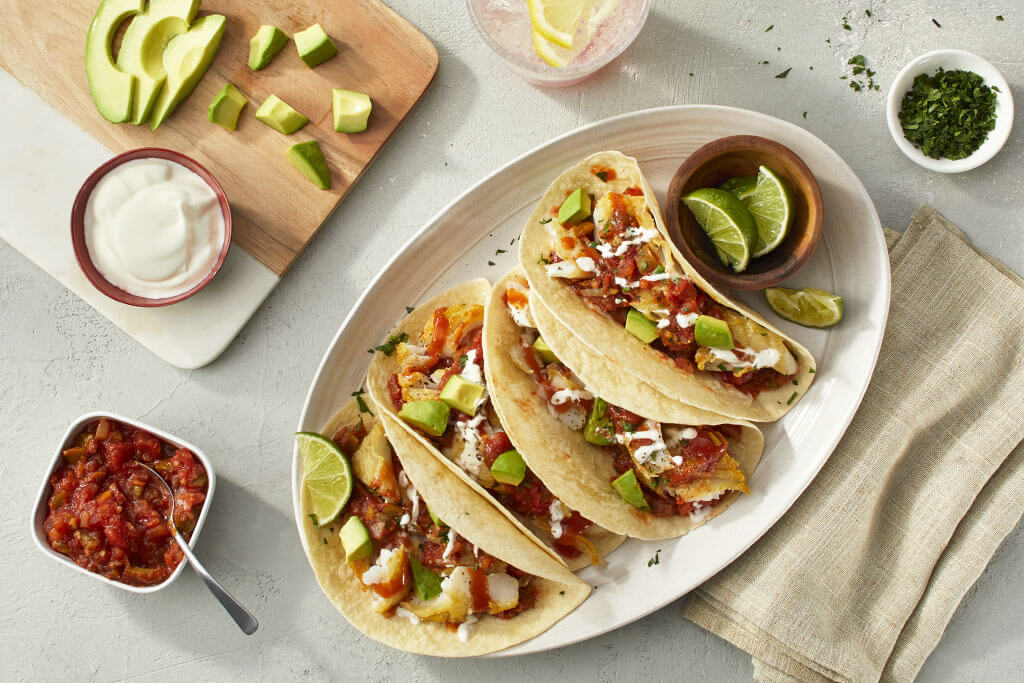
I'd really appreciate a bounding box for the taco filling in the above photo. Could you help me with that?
[504,280,749,518]
[384,303,601,564]
[540,179,797,398]
[328,417,538,639]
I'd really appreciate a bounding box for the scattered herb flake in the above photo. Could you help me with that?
[996,15,1003,21]
[596,170,608,181]
[899,68,998,159]
[765,24,774,32]
[802,111,808,118]
[775,67,792,79]
[787,392,798,405]
[539,217,552,224]
[648,549,662,567]
[809,367,816,373]
[842,17,851,30]
[689,72,694,77]
[559,590,565,595]
[865,9,872,17]
[793,379,799,385]
[406,306,415,314]
[309,513,320,526]
[932,18,941,27]
[487,260,495,266]
[374,332,408,356]
[496,248,506,255]
[356,395,373,415]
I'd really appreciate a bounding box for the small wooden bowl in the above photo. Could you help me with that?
[70,148,232,307]
[665,135,823,291]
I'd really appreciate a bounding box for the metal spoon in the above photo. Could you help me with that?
[138,462,259,635]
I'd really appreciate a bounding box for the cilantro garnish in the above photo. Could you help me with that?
[487,260,495,266]
[540,217,552,224]
[898,68,998,159]
[596,171,608,182]
[775,68,792,79]
[406,306,415,314]
[787,392,798,405]
[765,24,773,32]
[931,18,941,28]
[648,549,661,567]
[373,332,408,356]
[309,513,320,526]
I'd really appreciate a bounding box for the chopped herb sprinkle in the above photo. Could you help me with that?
[496,248,506,254]
[765,24,774,32]
[865,9,872,17]
[996,15,1003,21]
[406,306,415,313]
[842,17,851,30]
[802,111,808,118]
[787,392,798,405]
[932,18,941,28]
[374,332,408,356]
[809,367,816,373]
[775,67,792,79]
[648,549,662,567]
[487,260,495,266]
[899,68,998,159]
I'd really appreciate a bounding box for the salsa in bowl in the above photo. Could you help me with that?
[31,412,215,593]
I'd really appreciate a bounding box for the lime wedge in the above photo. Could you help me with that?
[296,431,353,526]
[720,175,757,201]
[527,0,587,49]
[765,287,844,328]
[682,188,758,273]
[746,166,795,258]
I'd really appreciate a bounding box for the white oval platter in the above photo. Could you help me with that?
[292,105,890,657]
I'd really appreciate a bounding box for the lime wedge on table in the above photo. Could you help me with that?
[765,287,845,328]
[682,188,758,273]
[296,432,352,526]
[719,175,757,201]
[528,0,587,49]
[746,166,795,258]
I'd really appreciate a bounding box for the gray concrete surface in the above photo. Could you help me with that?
[2,1,1022,679]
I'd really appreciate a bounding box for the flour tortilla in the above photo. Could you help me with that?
[485,268,765,540]
[300,398,590,657]
[519,151,816,422]
[365,279,624,570]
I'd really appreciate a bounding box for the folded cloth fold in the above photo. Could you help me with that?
[682,206,1024,682]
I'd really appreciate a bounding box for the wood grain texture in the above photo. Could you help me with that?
[0,0,438,275]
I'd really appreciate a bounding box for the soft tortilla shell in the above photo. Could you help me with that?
[519,151,816,422]
[365,279,621,570]
[301,399,590,657]
[485,268,765,540]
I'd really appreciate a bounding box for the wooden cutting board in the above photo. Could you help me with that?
[0,0,438,276]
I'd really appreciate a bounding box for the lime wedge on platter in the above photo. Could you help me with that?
[681,187,758,273]
[765,287,844,328]
[296,431,353,526]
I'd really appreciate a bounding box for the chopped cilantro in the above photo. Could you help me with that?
[899,68,999,159]
[775,68,792,79]
[842,17,851,30]
[559,590,565,596]
[718,364,727,371]
[487,260,495,266]
[653,264,665,275]
[996,15,1003,21]
[648,549,662,567]
[865,9,872,17]
[765,24,774,32]
[323,538,327,545]
[406,306,415,314]
[793,379,799,386]
[932,18,941,28]
[688,72,694,77]
[539,256,551,265]
[787,392,798,405]
[309,513,319,526]
[596,170,608,181]
[760,60,769,65]
[374,332,408,356]
[540,217,552,224]
[809,367,816,373]
[802,111,808,119]
[496,248,506,254]
[356,395,373,415]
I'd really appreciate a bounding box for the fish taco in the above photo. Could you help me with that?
[519,151,816,422]
[485,269,765,539]
[365,279,624,570]
[300,398,590,657]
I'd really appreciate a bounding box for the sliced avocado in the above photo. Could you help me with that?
[85,0,144,123]
[340,516,373,562]
[612,470,650,511]
[694,315,734,350]
[116,0,200,124]
[490,450,526,486]
[255,94,308,134]
[583,397,615,446]
[625,308,659,344]
[248,24,288,70]
[531,336,558,364]
[149,14,226,130]
[332,88,372,133]
[409,555,442,600]
[558,188,591,224]
[427,505,444,527]
[207,83,247,130]
[439,375,485,415]
[286,141,331,190]
[397,400,450,437]
[294,23,338,68]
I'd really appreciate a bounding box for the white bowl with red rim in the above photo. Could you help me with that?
[31,411,216,594]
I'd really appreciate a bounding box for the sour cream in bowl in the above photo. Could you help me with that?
[71,148,232,307]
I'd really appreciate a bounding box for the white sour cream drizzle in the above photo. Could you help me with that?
[442,530,460,560]
[397,471,420,529]
[457,615,479,642]
[708,346,781,370]
[461,349,484,385]
[549,500,566,539]
[550,387,594,405]
[594,226,660,258]
[395,606,420,624]
[657,312,700,330]
[575,256,597,272]
[688,493,724,523]
[84,158,225,298]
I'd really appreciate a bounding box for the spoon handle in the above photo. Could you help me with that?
[175,535,259,635]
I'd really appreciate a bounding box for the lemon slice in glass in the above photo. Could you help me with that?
[528,0,587,49]
[296,431,353,526]
[765,287,844,328]
[682,188,758,273]
[532,29,571,67]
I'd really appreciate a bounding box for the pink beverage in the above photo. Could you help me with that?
[466,0,651,87]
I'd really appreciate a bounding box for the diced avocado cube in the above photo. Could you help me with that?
[558,188,591,225]
[439,375,485,415]
[397,400,450,437]
[625,308,659,344]
[294,23,338,68]
[694,315,734,350]
[339,516,373,562]
[332,88,372,133]
[207,83,247,130]
[583,397,615,446]
[427,504,444,528]
[409,555,442,600]
[287,141,331,190]
[531,336,558,364]
[611,470,650,511]
[490,450,526,486]
[249,25,288,70]
[255,94,308,134]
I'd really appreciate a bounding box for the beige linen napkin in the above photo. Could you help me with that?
[682,206,1024,682]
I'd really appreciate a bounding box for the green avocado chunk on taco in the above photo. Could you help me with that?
[484,269,765,540]
[300,397,591,657]
[519,151,816,422]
